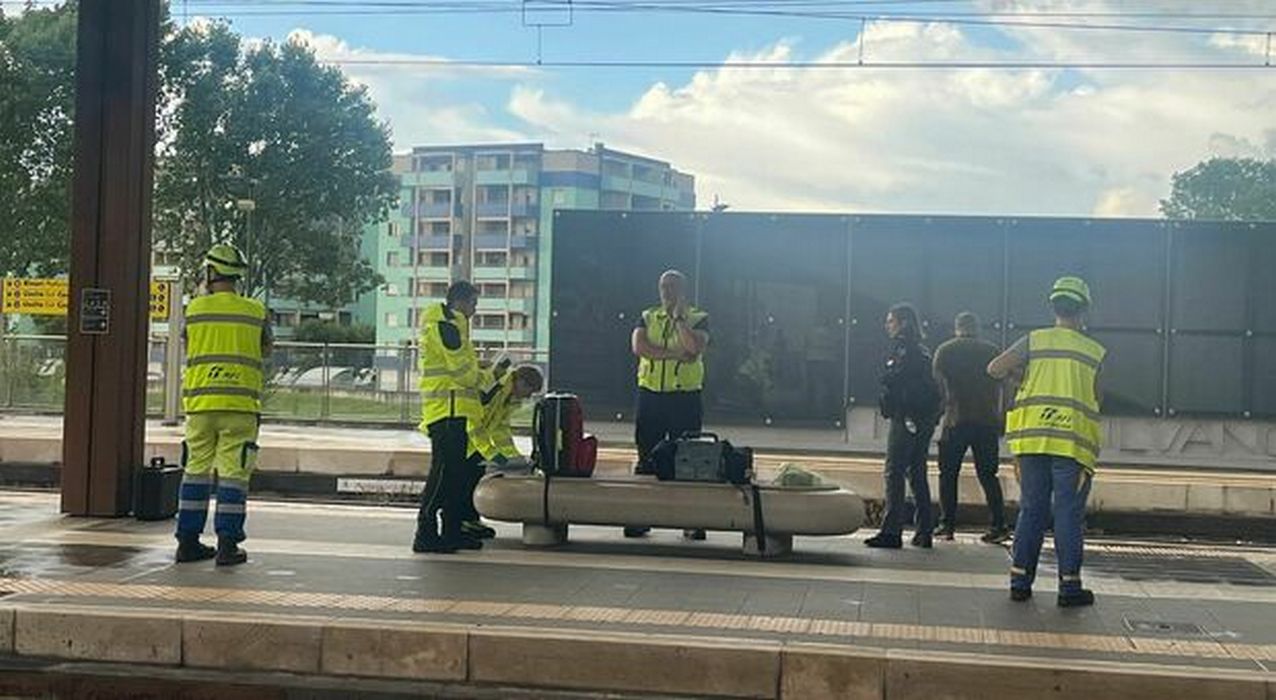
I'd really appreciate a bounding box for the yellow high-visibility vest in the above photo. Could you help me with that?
[469,371,522,461]
[1005,327,1106,471]
[419,302,482,428]
[636,305,707,392]
[182,292,267,414]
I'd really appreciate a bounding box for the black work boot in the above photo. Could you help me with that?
[215,538,248,567]
[175,537,216,563]
[413,526,457,554]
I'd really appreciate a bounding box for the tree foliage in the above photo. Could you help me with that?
[0,4,76,278]
[1,8,396,310]
[1160,157,1276,222]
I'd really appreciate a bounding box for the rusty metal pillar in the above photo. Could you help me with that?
[61,0,161,517]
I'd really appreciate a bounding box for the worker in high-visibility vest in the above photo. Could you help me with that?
[629,269,710,540]
[175,243,272,567]
[988,276,1105,608]
[414,281,485,553]
[460,363,544,539]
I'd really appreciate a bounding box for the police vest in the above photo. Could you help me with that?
[636,306,707,392]
[1005,327,1106,471]
[469,371,521,461]
[419,303,482,428]
[182,292,267,414]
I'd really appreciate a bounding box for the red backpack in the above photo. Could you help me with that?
[531,393,597,477]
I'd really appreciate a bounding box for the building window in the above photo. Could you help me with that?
[385,283,400,297]
[386,251,400,267]
[385,313,399,328]
[388,221,400,237]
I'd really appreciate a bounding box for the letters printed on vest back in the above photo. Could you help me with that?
[1005,327,1106,471]
[182,292,267,414]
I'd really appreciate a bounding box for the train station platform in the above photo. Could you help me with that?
[0,491,1272,698]
[2,415,1274,541]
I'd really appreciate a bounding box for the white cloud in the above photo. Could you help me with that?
[284,29,534,147]
[498,9,1276,216]
[264,2,1275,217]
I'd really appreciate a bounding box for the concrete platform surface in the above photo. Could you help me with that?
[2,415,1274,524]
[0,490,1273,698]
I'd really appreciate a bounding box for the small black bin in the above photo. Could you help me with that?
[134,457,183,521]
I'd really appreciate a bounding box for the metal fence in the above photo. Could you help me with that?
[0,334,546,425]
[549,211,1276,427]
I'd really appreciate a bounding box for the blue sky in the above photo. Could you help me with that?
[176,0,1276,216]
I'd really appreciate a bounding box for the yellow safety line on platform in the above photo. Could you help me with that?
[1,576,1273,666]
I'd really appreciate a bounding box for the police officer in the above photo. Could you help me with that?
[414,281,484,553]
[175,244,272,567]
[628,269,710,540]
[460,364,544,539]
[988,276,1105,607]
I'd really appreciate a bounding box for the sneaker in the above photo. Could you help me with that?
[910,532,933,549]
[932,527,955,541]
[1057,589,1095,608]
[1010,588,1033,602]
[623,526,651,538]
[683,528,707,541]
[980,527,1011,545]
[462,521,497,539]
[214,540,247,567]
[864,533,903,549]
[175,539,216,563]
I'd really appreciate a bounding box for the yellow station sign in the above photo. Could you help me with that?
[2,278,169,320]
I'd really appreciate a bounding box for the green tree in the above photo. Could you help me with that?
[1160,157,1276,221]
[1,9,396,309]
[155,22,396,305]
[0,4,76,277]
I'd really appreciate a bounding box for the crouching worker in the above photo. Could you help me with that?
[461,364,545,539]
[175,244,271,567]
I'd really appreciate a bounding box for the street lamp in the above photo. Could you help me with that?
[234,197,257,296]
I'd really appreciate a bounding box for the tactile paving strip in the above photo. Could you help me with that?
[1,576,1273,665]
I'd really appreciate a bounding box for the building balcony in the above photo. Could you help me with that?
[471,327,534,344]
[417,201,453,218]
[475,201,510,218]
[630,179,665,199]
[402,170,455,187]
[472,233,510,250]
[412,234,454,250]
[417,266,452,281]
[510,201,539,218]
[509,234,536,249]
[477,297,534,313]
[601,174,630,192]
[472,265,508,281]
[476,169,537,186]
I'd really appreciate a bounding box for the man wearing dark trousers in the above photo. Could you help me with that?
[628,269,710,540]
[413,281,484,554]
[932,311,1009,543]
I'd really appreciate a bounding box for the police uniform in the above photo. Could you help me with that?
[415,302,482,550]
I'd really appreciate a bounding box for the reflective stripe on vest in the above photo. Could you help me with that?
[469,373,520,461]
[182,293,266,414]
[419,303,482,427]
[636,305,707,392]
[1005,327,1106,471]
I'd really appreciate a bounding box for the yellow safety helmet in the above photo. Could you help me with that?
[205,243,248,278]
[1049,276,1091,307]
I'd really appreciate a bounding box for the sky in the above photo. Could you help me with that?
[102,1,1276,216]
